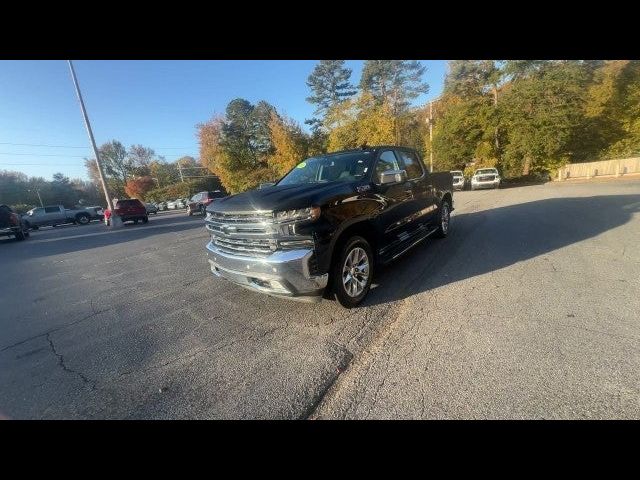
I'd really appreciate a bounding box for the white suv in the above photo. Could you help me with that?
[471,168,501,190]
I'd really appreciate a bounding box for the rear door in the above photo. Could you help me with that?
[44,206,65,223]
[395,148,438,228]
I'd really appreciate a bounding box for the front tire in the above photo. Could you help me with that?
[332,236,373,308]
[142,216,148,224]
[15,227,26,241]
[76,213,90,225]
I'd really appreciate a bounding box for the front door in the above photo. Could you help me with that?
[372,149,423,253]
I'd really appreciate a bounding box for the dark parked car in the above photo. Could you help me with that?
[0,205,30,241]
[187,190,226,216]
[145,203,159,215]
[82,205,105,221]
[109,199,148,225]
[205,145,453,307]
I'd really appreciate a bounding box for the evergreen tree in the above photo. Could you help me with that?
[306,60,356,128]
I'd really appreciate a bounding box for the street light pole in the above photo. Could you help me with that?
[67,60,113,213]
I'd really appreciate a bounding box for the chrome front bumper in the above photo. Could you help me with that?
[206,241,328,302]
[472,180,500,189]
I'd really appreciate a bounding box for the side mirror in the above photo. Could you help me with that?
[379,169,408,185]
[259,182,276,189]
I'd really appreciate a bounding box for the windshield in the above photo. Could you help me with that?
[451,171,463,176]
[476,169,498,175]
[277,152,373,186]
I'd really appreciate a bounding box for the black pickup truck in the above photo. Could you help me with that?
[205,146,453,307]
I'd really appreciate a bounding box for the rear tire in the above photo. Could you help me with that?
[435,198,451,238]
[142,216,148,224]
[332,236,374,308]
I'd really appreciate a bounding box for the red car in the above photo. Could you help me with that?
[105,199,149,225]
[186,191,226,216]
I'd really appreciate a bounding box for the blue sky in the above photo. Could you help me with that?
[0,60,448,181]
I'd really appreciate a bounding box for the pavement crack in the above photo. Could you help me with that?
[1,303,108,353]
[46,333,96,390]
[301,346,354,420]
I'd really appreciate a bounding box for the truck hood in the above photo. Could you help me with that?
[207,182,359,213]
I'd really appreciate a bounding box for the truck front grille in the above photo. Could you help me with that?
[206,209,275,257]
[211,235,274,257]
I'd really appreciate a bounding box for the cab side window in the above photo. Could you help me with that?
[44,206,59,213]
[375,150,400,183]
[397,150,424,180]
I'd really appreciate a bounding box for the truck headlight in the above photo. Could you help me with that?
[274,206,320,223]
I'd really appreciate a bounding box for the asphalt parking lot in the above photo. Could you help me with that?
[1,180,639,419]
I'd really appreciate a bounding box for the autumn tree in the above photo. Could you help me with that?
[326,92,396,151]
[268,112,309,177]
[359,60,429,142]
[124,176,156,200]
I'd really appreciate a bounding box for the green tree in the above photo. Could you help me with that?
[444,60,502,100]
[128,144,155,176]
[499,61,590,176]
[359,60,428,114]
[199,99,279,194]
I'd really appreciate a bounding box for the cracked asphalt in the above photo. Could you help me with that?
[1,179,639,419]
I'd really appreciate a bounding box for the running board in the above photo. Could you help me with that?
[379,226,439,265]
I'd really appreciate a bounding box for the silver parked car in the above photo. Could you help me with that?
[451,170,465,190]
[166,199,182,210]
[470,168,501,190]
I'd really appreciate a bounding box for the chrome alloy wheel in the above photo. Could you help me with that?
[441,203,450,234]
[342,247,370,297]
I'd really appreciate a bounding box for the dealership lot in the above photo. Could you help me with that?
[1,180,639,419]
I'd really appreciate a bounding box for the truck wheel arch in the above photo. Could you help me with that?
[326,220,379,273]
[441,192,453,209]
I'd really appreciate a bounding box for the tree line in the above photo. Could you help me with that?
[199,60,640,194]
[0,170,104,213]
[1,141,220,211]
[434,60,640,178]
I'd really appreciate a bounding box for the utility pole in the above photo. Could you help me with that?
[178,162,184,182]
[67,60,113,213]
[28,188,44,207]
[429,100,434,173]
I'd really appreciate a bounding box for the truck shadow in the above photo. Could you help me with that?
[363,194,640,307]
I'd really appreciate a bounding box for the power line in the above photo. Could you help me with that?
[0,152,196,160]
[0,163,82,166]
[0,142,195,150]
